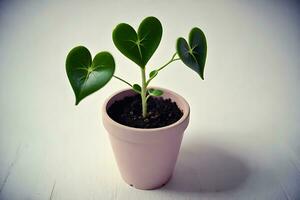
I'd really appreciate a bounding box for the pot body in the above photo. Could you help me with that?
[102,87,190,190]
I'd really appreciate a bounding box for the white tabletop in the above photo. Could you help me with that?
[1,0,300,199]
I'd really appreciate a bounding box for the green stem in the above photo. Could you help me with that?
[157,52,179,71]
[141,68,147,118]
[113,75,132,87]
[146,53,180,86]
[146,94,151,102]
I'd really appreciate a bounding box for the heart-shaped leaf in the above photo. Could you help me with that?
[149,70,158,79]
[132,84,141,94]
[148,89,163,96]
[112,16,162,68]
[66,46,115,105]
[176,27,207,79]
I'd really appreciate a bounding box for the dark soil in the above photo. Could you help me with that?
[107,94,183,128]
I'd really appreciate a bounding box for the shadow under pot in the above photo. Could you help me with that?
[102,87,190,190]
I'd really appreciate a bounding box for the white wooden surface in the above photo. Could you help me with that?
[1,0,300,199]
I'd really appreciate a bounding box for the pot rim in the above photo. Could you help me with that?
[102,87,190,132]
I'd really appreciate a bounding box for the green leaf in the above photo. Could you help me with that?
[176,27,207,80]
[148,89,163,96]
[112,16,162,68]
[66,46,115,105]
[132,84,141,94]
[149,70,158,79]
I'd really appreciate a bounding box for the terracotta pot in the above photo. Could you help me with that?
[102,87,190,190]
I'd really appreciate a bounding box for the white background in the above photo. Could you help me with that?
[1,0,300,199]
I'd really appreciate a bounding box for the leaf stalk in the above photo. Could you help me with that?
[113,75,132,87]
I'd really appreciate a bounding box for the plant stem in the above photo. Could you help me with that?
[157,52,179,71]
[146,53,180,86]
[113,75,132,87]
[140,67,147,118]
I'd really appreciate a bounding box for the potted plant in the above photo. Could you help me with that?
[66,16,207,190]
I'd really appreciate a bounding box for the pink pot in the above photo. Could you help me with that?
[102,87,190,190]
